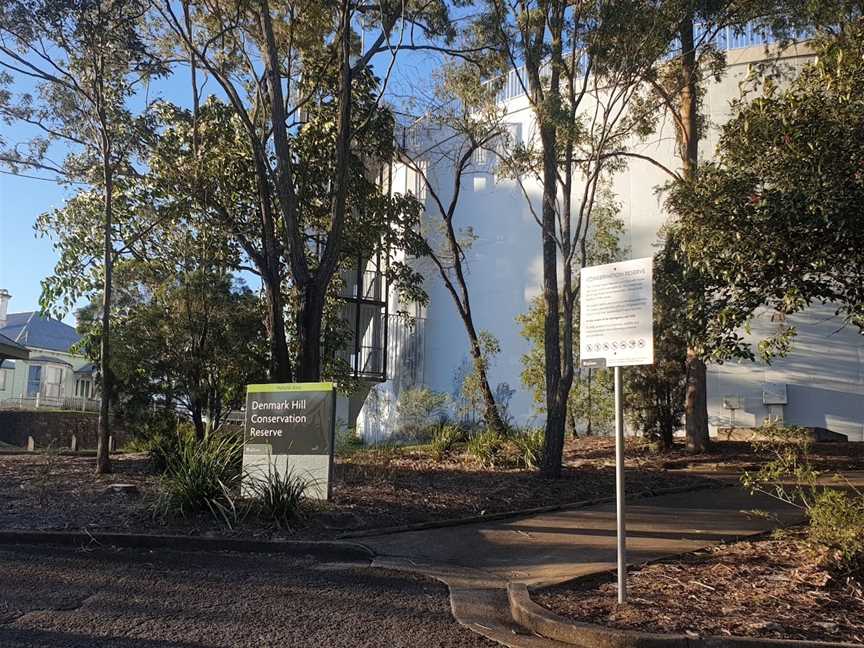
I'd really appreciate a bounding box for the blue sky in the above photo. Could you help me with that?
[0,170,68,318]
[0,22,442,325]
[0,70,197,323]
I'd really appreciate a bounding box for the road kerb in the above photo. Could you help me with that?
[0,529,374,560]
[507,582,862,648]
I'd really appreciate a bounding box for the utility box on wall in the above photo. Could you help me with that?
[762,382,788,424]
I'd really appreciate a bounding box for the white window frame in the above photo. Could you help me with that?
[42,365,64,400]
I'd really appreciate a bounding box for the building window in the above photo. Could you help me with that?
[43,366,63,399]
[76,378,92,399]
[472,145,487,166]
[27,365,41,398]
[503,122,522,148]
[0,369,8,391]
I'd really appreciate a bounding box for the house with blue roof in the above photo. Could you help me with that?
[0,289,98,410]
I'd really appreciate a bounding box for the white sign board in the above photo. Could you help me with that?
[580,257,654,368]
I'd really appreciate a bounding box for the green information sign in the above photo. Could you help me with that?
[242,382,336,500]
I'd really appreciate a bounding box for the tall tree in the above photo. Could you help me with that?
[396,62,511,435]
[667,14,864,358]
[517,189,625,439]
[1,0,162,473]
[470,0,669,476]
[629,0,848,451]
[153,0,457,382]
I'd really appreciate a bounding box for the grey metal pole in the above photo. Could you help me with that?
[614,365,627,604]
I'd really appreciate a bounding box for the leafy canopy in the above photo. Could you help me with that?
[667,19,864,360]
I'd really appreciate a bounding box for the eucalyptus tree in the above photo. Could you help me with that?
[463,0,670,476]
[625,0,851,452]
[152,0,459,382]
[143,89,427,387]
[395,62,512,436]
[517,190,625,439]
[0,0,164,473]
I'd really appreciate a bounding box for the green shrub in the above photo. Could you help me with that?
[512,428,545,470]
[123,410,181,454]
[335,426,364,456]
[467,428,506,468]
[808,488,864,575]
[244,467,308,530]
[430,424,465,460]
[741,420,864,576]
[145,427,183,473]
[396,386,448,441]
[155,430,243,526]
[741,422,819,508]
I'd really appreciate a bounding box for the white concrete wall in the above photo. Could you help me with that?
[358,41,864,442]
[708,305,864,442]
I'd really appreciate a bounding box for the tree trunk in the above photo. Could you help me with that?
[262,268,292,381]
[464,319,508,435]
[567,410,579,438]
[539,123,565,478]
[685,350,709,452]
[296,283,325,382]
[191,404,205,442]
[678,15,710,453]
[96,154,113,475]
[660,396,674,450]
[263,0,352,383]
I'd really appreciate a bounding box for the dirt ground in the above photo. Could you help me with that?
[564,436,864,473]
[0,437,860,540]
[0,437,717,540]
[536,528,864,644]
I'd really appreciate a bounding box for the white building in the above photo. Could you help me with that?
[353,34,864,443]
[0,290,99,411]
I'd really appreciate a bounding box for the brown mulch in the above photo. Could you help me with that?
[564,436,864,473]
[1,438,858,541]
[536,529,864,644]
[323,447,712,535]
[0,439,716,540]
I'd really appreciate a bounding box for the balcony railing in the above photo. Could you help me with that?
[337,250,390,382]
[0,395,101,412]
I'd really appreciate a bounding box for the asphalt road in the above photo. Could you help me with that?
[0,544,495,648]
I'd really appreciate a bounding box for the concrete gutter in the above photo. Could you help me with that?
[508,582,862,648]
[0,529,374,561]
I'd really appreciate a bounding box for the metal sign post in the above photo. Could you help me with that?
[579,257,655,605]
[614,365,626,603]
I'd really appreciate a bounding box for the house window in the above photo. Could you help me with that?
[43,366,63,399]
[0,369,8,391]
[27,365,41,398]
[76,378,92,399]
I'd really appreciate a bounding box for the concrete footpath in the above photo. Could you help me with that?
[365,484,803,647]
